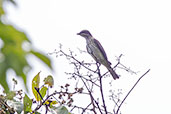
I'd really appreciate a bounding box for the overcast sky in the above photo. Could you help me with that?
[5,0,171,114]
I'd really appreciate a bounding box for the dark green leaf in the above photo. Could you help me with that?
[0,20,31,92]
[23,94,32,114]
[0,61,9,92]
[30,50,52,70]
[0,8,52,92]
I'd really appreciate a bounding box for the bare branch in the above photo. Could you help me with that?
[96,63,108,114]
[48,47,150,114]
[116,69,151,114]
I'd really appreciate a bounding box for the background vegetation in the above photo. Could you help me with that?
[0,0,52,92]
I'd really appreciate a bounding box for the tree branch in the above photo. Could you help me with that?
[96,63,108,114]
[116,69,150,114]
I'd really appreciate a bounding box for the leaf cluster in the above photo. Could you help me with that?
[0,72,72,114]
[24,72,72,114]
[0,0,52,92]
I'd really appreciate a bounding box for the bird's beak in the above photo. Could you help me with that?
[77,33,80,35]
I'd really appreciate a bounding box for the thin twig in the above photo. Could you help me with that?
[70,103,92,113]
[60,50,96,73]
[79,77,98,114]
[81,103,92,114]
[73,61,98,114]
[116,69,150,114]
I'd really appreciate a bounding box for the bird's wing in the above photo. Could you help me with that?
[93,38,108,61]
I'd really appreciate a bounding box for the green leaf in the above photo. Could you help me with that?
[52,106,70,114]
[45,100,58,108]
[0,61,9,92]
[30,50,52,70]
[0,7,5,17]
[0,21,30,43]
[32,72,40,101]
[40,86,48,99]
[5,91,16,100]
[44,75,54,87]
[0,2,53,92]
[49,101,58,108]
[0,0,5,16]
[23,94,32,114]
[0,20,31,92]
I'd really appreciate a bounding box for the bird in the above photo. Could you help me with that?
[77,30,119,80]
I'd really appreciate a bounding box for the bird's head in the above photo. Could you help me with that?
[77,30,92,38]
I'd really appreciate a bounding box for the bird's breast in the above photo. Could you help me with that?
[86,39,105,62]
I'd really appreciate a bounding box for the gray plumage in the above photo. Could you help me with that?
[77,30,119,80]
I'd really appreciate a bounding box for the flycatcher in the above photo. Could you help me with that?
[77,30,119,80]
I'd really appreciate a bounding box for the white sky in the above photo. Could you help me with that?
[5,0,171,114]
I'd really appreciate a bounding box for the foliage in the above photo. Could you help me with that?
[26,72,71,114]
[0,0,52,92]
[0,73,71,114]
[23,94,32,113]
[0,89,23,114]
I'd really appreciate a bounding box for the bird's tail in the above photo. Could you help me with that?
[107,66,119,80]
